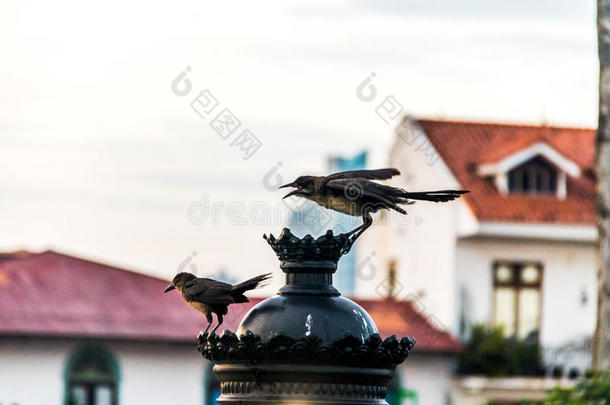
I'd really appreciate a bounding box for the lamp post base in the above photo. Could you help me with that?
[198,228,416,404]
[214,363,391,405]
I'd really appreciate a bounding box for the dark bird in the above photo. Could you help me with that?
[280,168,469,240]
[164,272,271,333]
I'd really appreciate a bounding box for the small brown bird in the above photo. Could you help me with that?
[164,272,271,333]
[280,168,469,240]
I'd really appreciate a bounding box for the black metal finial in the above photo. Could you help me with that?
[263,228,356,263]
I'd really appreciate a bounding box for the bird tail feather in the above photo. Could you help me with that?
[230,273,272,300]
[402,190,469,203]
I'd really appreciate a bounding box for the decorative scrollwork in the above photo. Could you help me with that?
[197,330,415,369]
[220,381,388,398]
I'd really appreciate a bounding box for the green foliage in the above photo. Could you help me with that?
[458,324,543,376]
[66,393,77,405]
[545,371,610,404]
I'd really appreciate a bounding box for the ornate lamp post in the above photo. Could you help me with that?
[198,229,415,404]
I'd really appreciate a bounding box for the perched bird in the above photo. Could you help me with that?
[280,168,469,240]
[164,272,271,333]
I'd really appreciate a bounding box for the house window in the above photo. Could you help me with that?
[493,261,542,340]
[507,156,557,194]
[64,346,119,405]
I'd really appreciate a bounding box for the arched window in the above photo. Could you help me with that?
[64,345,120,405]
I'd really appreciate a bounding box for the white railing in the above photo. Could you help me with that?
[542,338,592,378]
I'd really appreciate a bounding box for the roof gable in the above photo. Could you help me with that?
[413,119,595,225]
[478,142,580,178]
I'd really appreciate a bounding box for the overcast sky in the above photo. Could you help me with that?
[0,0,598,288]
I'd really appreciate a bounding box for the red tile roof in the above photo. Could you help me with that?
[416,119,596,224]
[0,251,460,353]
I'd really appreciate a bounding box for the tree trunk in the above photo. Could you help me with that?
[593,0,610,371]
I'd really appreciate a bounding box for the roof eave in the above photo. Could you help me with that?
[463,221,597,243]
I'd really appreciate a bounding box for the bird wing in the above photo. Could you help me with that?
[196,277,233,289]
[183,278,234,305]
[325,168,400,181]
[326,178,407,214]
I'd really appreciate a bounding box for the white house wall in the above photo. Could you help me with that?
[0,339,65,405]
[113,341,205,405]
[355,117,465,329]
[455,237,597,347]
[400,354,457,405]
[0,338,207,405]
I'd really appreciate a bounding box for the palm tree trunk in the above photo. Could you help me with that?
[593,0,610,370]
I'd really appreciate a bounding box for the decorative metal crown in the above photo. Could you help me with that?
[198,330,416,369]
[263,228,356,263]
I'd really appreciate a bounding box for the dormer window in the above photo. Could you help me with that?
[478,142,580,200]
[507,156,557,194]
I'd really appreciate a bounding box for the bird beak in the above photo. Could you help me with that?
[282,189,300,199]
[164,284,175,293]
[280,182,302,199]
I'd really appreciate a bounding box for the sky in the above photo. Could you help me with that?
[0,0,599,290]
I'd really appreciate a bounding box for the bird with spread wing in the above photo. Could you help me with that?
[280,168,469,241]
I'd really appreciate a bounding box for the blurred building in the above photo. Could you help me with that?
[0,251,206,405]
[327,151,367,294]
[359,117,597,404]
[0,250,459,405]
